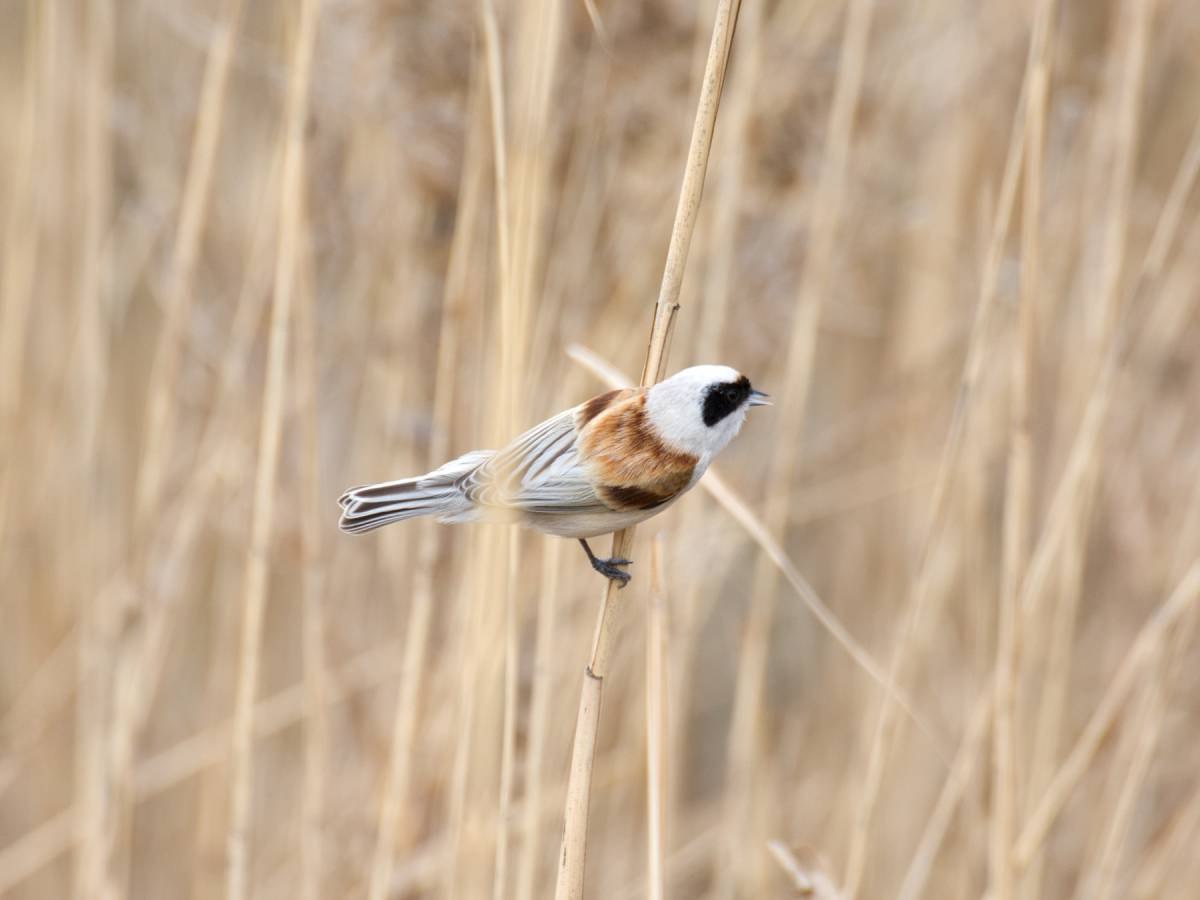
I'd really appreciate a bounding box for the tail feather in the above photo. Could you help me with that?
[338,450,493,534]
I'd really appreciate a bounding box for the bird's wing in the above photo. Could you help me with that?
[455,406,606,514]
[458,389,660,515]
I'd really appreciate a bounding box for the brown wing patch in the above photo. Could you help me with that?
[576,388,639,429]
[577,392,697,512]
[598,483,678,511]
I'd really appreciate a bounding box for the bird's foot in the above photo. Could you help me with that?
[590,555,632,588]
[577,539,633,588]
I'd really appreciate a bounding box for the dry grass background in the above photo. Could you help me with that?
[3,0,1200,898]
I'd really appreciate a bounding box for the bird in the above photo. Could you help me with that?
[338,364,770,586]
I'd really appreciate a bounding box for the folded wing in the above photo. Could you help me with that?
[461,389,644,516]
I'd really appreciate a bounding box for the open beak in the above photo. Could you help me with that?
[748,390,771,408]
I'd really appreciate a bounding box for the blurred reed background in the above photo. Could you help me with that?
[3,0,1200,898]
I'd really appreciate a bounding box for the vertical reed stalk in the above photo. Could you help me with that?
[842,31,1033,898]
[1129,780,1200,899]
[897,696,994,900]
[134,0,245,525]
[553,3,742,897]
[495,0,565,889]
[645,538,668,900]
[494,533,521,900]
[99,13,265,894]
[74,3,114,898]
[718,1,874,893]
[366,65,486,900]
[444,503,487,897]
[515,539,562,900]
[992,5,1052,898]
[1082,670,1166,900]
[567,343,928,722]
[695,0,761,363]
[225,3,319,898]
[1014,559,1200,868]
[293,195,327,900]
[482,3,516,896]
[0,0,43,559]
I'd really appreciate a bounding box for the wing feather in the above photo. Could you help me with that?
[459,406,608,515]
[458,386,690,520]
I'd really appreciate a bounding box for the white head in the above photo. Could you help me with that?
[645,364,770,464]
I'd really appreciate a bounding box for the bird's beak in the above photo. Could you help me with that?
[748,390,771,407]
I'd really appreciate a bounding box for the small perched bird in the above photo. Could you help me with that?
[338,365,769,586]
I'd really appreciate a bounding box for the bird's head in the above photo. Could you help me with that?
[645,364,770,463]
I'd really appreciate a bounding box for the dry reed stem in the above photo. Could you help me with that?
[1016,19,1157,870]
[897,696,994,900]
[553,4,742,898]
[293,193,328,900]
[0,0,42,566]
[695,0,761,363]
[0,809,75,897]
[906,516,1198,900]
[96,40,280,900]
[0,636,402,894]
[1129,778,1200,900]
[1089,0,1155,345]
[664,575,700,859]
[555,652,604,900]
[1012,5,1151,891]
[645,537,668,900]
[581,0,612,54]
[636,0,741,389]
[719,1,873,892]
[1139,116,1200,288]
[1106,480,1200,884]
[991,5,1053,898]
[976,223,1188,891]
[508,0,561,350]
[141,641,404,793]
[1013,558,1200,868]
[365,65,486,900]
[482,3,517,894]
[613,820,723,900]
[767,842,844,899]
[567,344,936,740]
[1020,506,1085,899]
[1071,481,1200,900]
[495,533,521,900]
[947,296,1186,900]
[494,0,564,890]
[9,4,1200,898]
[225,3,319,898]
[73,3,114,895]
[4,620,648,895]
[1031,118,1200,899]
[443,540,483,891]
[843,33,1034,897]
[482,0,512,365]
[567,334,944,896]
[515,539,563,900]
[1082,669,1166,900]
[134,0,244,525]
[93,146,284,888]
[0,631,76,782]
[99,165,282,835]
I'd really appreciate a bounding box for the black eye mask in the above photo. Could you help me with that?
[702,376,752,426]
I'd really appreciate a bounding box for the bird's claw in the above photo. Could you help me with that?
[591,556,633,588]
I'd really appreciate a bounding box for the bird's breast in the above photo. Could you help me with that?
[576,392,698,512]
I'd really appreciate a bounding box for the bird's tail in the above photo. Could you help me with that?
[338,450,493,534]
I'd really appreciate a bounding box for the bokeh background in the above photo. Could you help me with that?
[3,0,1200,898]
